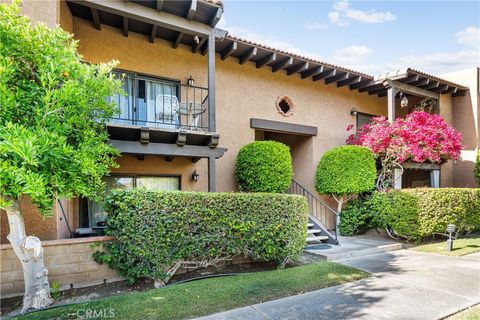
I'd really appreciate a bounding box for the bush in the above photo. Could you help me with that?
[369,188,480,241]
[96,189,309,284]
[475,151,480,186]
[315,145,377,196]
[339,198,373,236]
[235,141,293,193]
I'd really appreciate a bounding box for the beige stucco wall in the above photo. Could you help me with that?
[0,0,59,28]
[439,94,455,187]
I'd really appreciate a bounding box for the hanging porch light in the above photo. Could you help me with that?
[400,92,409,108]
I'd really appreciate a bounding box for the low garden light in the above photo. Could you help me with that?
[192,170,199,182]
[446,224,456,252]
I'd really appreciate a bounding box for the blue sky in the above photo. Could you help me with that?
[218,1,480,76]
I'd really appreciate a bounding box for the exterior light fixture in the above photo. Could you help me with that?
[187,75,195,87]
[350,107,358,116]
[192,170,199,182]
[193,35,200,44]
[400,92,409,108]
[446,224,456,252]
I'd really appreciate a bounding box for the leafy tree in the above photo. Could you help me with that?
[235,141,293,193]
[475,151,480,186]
[0,1,120,311]
[315,146,376,227]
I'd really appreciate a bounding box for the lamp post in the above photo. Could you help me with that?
[446,224,456,252]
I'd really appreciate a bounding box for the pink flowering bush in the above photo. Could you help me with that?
[347,111,462,164]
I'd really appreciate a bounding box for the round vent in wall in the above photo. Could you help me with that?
[276,95,295,117]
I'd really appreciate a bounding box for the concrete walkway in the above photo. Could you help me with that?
[196,250,480,320]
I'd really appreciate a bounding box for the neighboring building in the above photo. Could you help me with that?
[0,0,478,244]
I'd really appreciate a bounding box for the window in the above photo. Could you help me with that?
[356,112,376,129]
[276,95,295,116]
[78,175,180,232]
[108,72,180,129]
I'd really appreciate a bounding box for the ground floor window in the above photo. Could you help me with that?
[77,175,180,235]
[394,166,440,189]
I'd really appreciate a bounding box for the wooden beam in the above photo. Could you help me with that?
[433,84,449,93]
[325,72,348,85]
[313,69,335,82]
[349,80,374,90]
[71,0,213,36]
[452,90,466,97]
[90,8,101,30]
[108,140,227,158]
[239,47,257,65]
[149,25,158,43]
[122,17,128,37]
[201,42,208,56]
[221,41,237,60]
[250,118,317,136]
[173,32,183,48]
[287,62,309,76]
[368,87,387,95]
[386,80,439,99]
[404,74,420,84]
[192,37,207,53]
[256,53,276,69]
[414,78,430,87]
[301,66,323,79]
[422,81,440,90]
[359,83,384,93]
[272,57,293,73]
[444,87,457,94]
[156,0,164,11]
[338,75,361,88]
[210,7,223,27]
[186,0,197,20]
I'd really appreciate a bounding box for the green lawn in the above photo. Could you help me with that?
[448,304,480,320]
[411,237,480,257]
[16,262,367,320]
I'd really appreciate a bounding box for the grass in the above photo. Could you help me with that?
[411,237,480,257]
[15,262,367,320]
[447,304,480,320]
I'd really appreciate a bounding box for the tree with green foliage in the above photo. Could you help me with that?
[235,141,293,193]
[475,151,480,186]
[0,1,120,312]
[315,146,376,228]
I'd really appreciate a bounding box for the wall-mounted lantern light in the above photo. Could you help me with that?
[192,170,199,182]
[350,107,358,116]
[446,224,456,252]
[187,75,195,87]
[400,92,409,108]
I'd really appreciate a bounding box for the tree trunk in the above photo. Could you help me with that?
[6,200,52,313]
[336,197,344,231]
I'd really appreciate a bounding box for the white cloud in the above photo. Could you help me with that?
[330,45,374,66]
[329,0,396,26]
[303,21,328,31]
[455,26,480,47]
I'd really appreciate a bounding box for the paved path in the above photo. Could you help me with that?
[197,250,480,320]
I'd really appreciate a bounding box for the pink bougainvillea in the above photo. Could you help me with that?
[347,111,462,164]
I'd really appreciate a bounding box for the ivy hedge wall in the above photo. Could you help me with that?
[340,188,480,241]
[95,189,309,283]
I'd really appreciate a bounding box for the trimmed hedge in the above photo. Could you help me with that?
[96,189,309,283]
[475,151,480,186]
[339,198,373,236]
[371,188,480,241]
[235,141,293,193]
[315,146,376,196]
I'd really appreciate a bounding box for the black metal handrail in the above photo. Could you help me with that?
[109,82,209,131]
[288,179,338,241]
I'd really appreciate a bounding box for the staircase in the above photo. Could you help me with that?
[288,179,339,245]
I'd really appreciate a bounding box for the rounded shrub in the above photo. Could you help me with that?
[235,141,293,193]
[315,146,376,196]
[339,198,373,236]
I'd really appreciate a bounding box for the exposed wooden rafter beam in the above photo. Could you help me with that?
[287,62,309,76]
[359,83,384,93]
[221,41,237,60]
[192,37,207,53]
[173,32,183,48]
[256,53,276,69]
[404,74,420,84]
[239,47,257,65]
[313,69,336,82]
[301,66,323,79]
[122,17,128,37]
[90,8,101,30]
[385,80,439,99]
[201,42,209,56]
[452,90,466,97]
[433,84,449,93]
[349,80,374,90]
[156,0,164,11]
[368,87,387,95]
[444,87,457,94]
[422,81,440,90]
[272,57,293,73]
[149,25,158,43]
[71,0,214,36]
[414,78,430,87]
[186,0,197,20]
[210,7,223,27]
[338,76,361,88]
[325,72,348,85]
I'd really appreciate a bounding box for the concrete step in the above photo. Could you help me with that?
[306,235,329,243]
[307,223,315,228]
[305,242,403,261]
[307,229,322,234]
